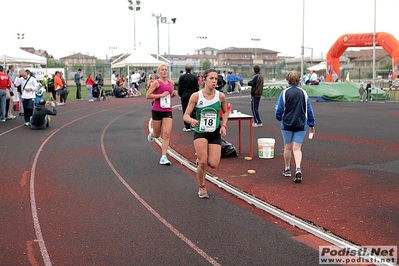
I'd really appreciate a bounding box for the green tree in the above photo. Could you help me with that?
[47,59,65,68]
[296,62,309,73]
[202,59,211,70]
[47,59,55,68]
[72,63,83,72]
[380,60,392,70]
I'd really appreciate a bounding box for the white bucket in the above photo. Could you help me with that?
[257,138,275,159]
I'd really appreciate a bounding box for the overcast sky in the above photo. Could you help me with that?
[4,0,399,60]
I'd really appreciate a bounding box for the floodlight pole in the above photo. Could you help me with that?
[152,13,162,59]
[161,17,177,58]
[17,33,25,48]
[128,0,141,51]
[251,38,261,62]
[197,36,207,72]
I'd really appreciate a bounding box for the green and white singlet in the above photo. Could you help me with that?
[194,90,221,133]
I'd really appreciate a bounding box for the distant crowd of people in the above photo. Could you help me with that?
[0,65,58,128]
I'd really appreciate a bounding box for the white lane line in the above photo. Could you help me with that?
[0,125,24,137]
[0,106,100,138]
[100,111,222,266]
[30,109,111,266]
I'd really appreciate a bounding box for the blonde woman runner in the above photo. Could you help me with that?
[146,64,178,165]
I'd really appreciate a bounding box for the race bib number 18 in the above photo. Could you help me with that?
[199,111,217,132]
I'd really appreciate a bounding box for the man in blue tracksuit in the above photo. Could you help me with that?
[275,70,315,183]
[226,71,235,94]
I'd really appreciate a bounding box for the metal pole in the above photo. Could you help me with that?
[200,39,203,72]
[301,0,305,86]
[133,6,136,50]
[157,16,160,59]
[255,42,258,60]
[168,23,170,56]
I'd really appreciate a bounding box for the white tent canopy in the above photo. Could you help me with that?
[307,61,327,71]
[0,45,47,65]
[111,49,166,69]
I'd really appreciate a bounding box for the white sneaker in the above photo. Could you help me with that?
[159,155,171,165]
[252,123,258,127]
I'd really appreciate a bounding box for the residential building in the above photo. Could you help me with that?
[60,52,97,67]
[217,47,279,68]
[21,47,53,59]
[345,48,391,79]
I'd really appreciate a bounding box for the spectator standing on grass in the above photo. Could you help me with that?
[74,69,83,100]
[85,73,95,102]
[215,70,226,92]
[358,84,365,102]
[96,70,104,87]
[365,80,372,101]
[47,74,55,101]
[59,72,67,104]
[182,68,228,199]
[146,64,178,166]
[43,75,48,93]
[30,100,57,130]
[248,65,264,127]
[226,71,235,94]
[53,71,64,105]
[140,71,147,88]
[235,73,243,92]
[178,64,199,132]
[111,71,117,90]
[6,65,16,120]
[275,70,315,184]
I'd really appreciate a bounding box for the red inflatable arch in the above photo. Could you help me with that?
[326,32,399,82]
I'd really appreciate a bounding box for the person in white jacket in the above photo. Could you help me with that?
[14,69,38,126]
